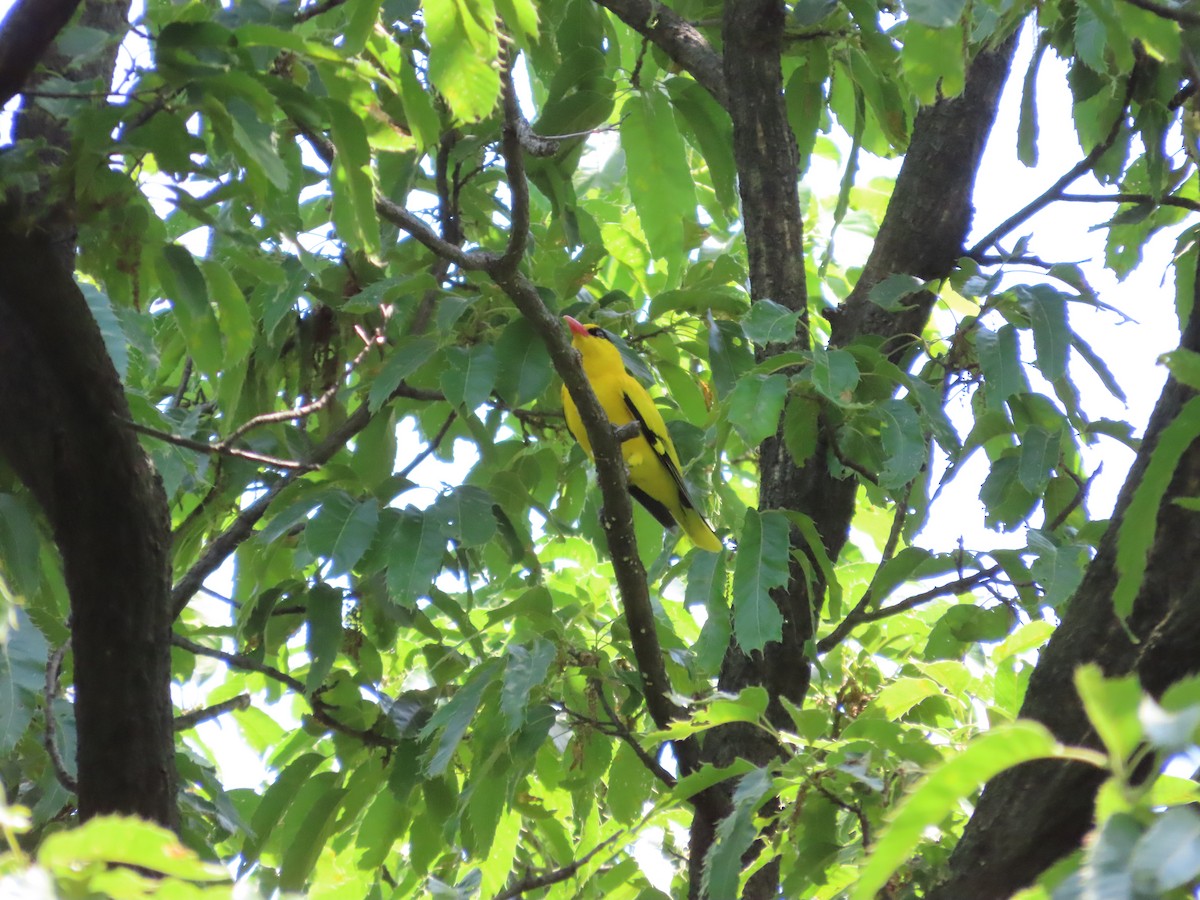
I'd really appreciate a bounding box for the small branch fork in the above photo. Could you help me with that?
[968,72,1140,260]
[492,831,623,900]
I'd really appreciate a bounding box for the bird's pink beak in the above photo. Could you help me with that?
[564,315,589,337]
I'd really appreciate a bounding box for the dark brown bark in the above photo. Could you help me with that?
[0,221,177,826]
[686,16,1019,898]
[927,247,1200,899]
[0,0,83,107]
[0,0,177,826]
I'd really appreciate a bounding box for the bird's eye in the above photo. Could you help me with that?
[588,327,609,340]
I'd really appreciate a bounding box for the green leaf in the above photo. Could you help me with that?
[79,284,129,381]
[903,0,967,29]
[495,319,553,406]
[326,99,380,254]
[368,337,439,411]
[240,753,325,874]
[500,640,556,733]
[871,677,942,719]
[201,261,254,367]
[868,274,925,311]
[305,493,379,576]
[342,0,384,56]
[703,767,773,899]
[620,90,697,272]
[852,722,1064,900]
[38,816,228,881]
[430,485,498,547]
[226,97,290,191]
[1114,397,1200,620]
[809,346,860,403]
[742,299,802,346]
[707,313,755,399]
[689,550,731,676]
[1130,807,1200,892]
[0,609,48,757]
[1075,665,1143,766]
[424,0,501,123]
[1017,425,1061,494]
[1017,38,1045,167]
[726,374,788,447]
[441,345,498,411]
[976,324,1028,408]
[666,77,738,213]
[387,510,446,604]
[0,495,42,598]
[1161,348,1200,390]
[607,741,653,824]
[277,772,346,892]
[398,60,442,150]
[783,394,819,467]
[1017,285,1070,382]
[305,583,343,695]
[877,399,925,488]
[1073,332,1126,402]
[421,660,501,776]
[496,0,539,39]
[158,243,223,379]
[731,508,788,652]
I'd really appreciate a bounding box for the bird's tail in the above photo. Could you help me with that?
[681,507,723,552]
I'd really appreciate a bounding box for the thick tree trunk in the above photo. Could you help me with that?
[0,0,177,827]
[928,249,1200,898]
[687,17,1019,896]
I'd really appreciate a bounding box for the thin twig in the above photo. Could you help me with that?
[398,411,457,478]
[295,0,350,23]
[817,485,911,651]
[44,641,77,793]
[1058,192,1200,213]
[815,784,872,849]
[174,694,251,731]
[219,328,383,446]
[120,418,312,471]
[594,681,676,788]
[1118,0,1200,26]
[817,565,1002,652]
[170,633,393,746]
[968,73,1139,258]
[492,832,624,900]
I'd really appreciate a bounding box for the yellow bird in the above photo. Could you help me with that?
[561,316,722,552]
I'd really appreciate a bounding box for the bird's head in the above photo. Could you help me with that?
[564,316,623,368]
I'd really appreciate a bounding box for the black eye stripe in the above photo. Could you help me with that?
[588,327,609,339]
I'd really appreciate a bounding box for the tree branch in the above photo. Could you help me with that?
[170,634,393,746]
[174,694,251,731]
[44,641,77,793]
[1118,0,1200,26]
[119,418,313,471]
[591,0,727,108]
[492,832,623,900]
[1058,192,1200,213]
[0,0,82,108]
[968,72,1138,259]
[495,50,532,275]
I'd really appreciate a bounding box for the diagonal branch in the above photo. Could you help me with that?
[492,832,623,900]
[591,0,727,108]
[1118,0,1200,26]
[0,0,82,107]
[968,72,1138,259]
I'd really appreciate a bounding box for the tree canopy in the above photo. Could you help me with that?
[1,0,1199,897]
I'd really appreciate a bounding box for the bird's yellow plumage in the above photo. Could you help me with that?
[561,316,722,552]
